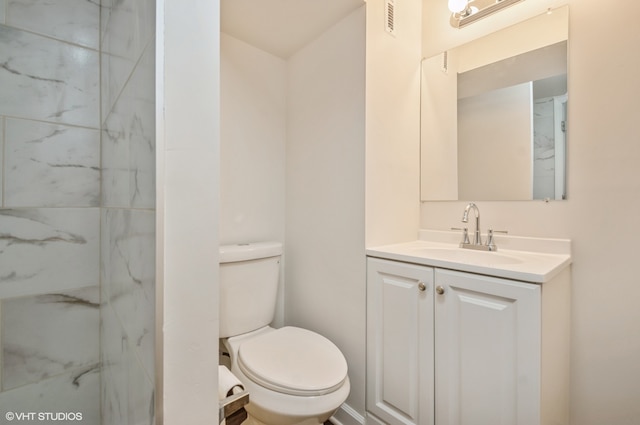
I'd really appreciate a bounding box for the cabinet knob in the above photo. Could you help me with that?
[436,285,445,295]
[418,282,426,292]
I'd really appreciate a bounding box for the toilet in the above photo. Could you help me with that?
[219,242,350,425]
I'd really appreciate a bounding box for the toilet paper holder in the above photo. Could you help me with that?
[219,390,249,425]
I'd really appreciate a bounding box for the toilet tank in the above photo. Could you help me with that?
[219,242,282,338]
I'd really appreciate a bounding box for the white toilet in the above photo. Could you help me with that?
[219,241,350,425]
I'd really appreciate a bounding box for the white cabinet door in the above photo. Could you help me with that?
[434,269,541,425]
[367,258,435,425]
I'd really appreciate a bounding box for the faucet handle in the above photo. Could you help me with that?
[486,229,508,251]
[451,227,470,245]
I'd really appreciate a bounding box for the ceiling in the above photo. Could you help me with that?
[221,0,365,59]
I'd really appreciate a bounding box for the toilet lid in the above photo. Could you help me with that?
[237,327,348,396]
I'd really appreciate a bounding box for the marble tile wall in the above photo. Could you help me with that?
[533,97,556,199]
[0,25,99,128]
[101,299,155,425]
[1,286,100,422]
[0,1,156,423]
[4,119,100,207]
[0,364,100,423]
[0,208,100,299]
[101,209,155,380]
[6,0,100,49]
[102,41,156,209]
[2,287,99,390]
[100,0,155,124]
[0,0,102,419]
[0,118,3,202]
[100,0,156,423]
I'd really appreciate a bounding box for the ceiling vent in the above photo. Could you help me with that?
[385,0,396,36]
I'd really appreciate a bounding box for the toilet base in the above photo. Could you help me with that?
[241,398,336,425]
[242,411,330,425]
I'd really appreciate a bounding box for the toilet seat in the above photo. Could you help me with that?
[237,326,348,397]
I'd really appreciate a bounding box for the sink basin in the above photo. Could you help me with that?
[366,231,572,283]
[410,247,523,266]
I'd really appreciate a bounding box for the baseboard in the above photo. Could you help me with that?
[362,413,385,425]
[330,403,366,425]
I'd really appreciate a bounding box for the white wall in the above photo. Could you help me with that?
[421,1,640,423]
[158,0,220,423]
[220,34,286,246]
[366,0,423,247]
[220,33,287,326]
[421,52,459,200]
[285,7,367,419]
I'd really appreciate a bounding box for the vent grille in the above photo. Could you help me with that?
[385,0,396,36]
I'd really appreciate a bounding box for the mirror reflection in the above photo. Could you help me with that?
[421,7,569,201]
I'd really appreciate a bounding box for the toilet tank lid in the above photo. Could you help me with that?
[219,242,282,263]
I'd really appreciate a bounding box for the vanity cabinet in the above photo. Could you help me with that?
[366,259,435,425]
[366,257,570,425]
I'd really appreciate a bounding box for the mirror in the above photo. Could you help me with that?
[421,6,569,201]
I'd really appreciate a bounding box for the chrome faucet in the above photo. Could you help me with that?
[461,202,481,245]
[456,203,508,251]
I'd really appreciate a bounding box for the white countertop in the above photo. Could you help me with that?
[366,230,572,283]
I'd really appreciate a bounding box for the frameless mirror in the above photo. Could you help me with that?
[420,6,569,201]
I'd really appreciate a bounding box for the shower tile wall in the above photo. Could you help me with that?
[1,118,3,204]
[0,0,101,421]
[100,0,156,423]
[1,1,155,423]
[533,97,556,200]
[5,120,100,207]
[6,0,99,49]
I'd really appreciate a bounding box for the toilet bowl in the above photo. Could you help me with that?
[223,326,350,425]
[219,242,350,425]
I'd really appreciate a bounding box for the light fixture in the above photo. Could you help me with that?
[448,0,469,13]
[450,0,525,28]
